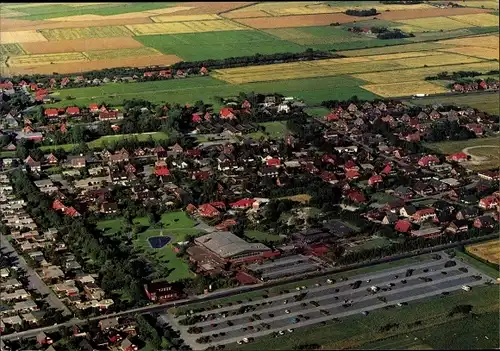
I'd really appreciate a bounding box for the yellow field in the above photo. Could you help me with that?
[394,52,483,68]
[460,0,499,9]
[439,46,500,60]
[437,34,500,48]
[7,52,87,67]
[126,20,247,35]
[84,47,161,61]
[0,30,48,44]
[353,61,500,84]
[362,81,448,97]
[41,26,133,41]
[151,14,221,23]
[451,13,500,27]
[466,239,500,265]
[395,17,474,31]
[355,51,441,61]
[3,3,59,8]
[338,42,447,56]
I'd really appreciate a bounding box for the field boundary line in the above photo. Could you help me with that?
[217,2,258,15]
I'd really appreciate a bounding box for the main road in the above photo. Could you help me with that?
[1,231,496,342]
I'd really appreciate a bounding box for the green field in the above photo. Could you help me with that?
[426,136,500,154]
[233,284,499,350]
[135,30,307,61]
[304,106,330,117]
[4,3,175,21]
[46,75,378,110]
[97,211,202,281]
[412,93,500,115]
[258,121,289,139]
[40,132,169,152]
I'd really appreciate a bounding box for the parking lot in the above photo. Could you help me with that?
[165,252,493,350]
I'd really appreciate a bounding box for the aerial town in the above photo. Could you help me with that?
[0,1,499,351]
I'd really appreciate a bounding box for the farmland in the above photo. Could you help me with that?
[84,47,161,61]
[0,30,48,44]
[412,93,500,115]
[7,52,87,67]
[21,37,144,54]
[135,30,306,61]
[394,17,474,32]
[125,20,247,36]
[466,240,500,267]
[41,26,133,40]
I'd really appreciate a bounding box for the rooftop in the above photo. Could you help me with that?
[195,231,270,259]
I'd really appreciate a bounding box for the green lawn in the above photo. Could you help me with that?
[258,121,288,139]
[135,30,306,61]
[46,75,378,110]
[304,106,330,117]
[411,93,500,115]
[245,230,283,242]
[9,2,175,20]
[97,211,201,281]
[40,132,170,152]
[234,285,499,350]
[350,237,392,252]
[0,151,16,158]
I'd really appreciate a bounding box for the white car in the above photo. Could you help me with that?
[315,283,321,287]
[243,338,249,343]
[397,303,403,307]
[296,287,301,291]
[301,286,306,290]
[287,329,294,333]
[326,279,333,284]
[237,341,243,345]
[285,309,291,314]
[283,300,288,305]
[279,330,285,335]
[366,279,371,283]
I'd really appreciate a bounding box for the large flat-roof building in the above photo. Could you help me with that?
[194,231,272,263]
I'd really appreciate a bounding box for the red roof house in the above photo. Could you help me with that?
[266,158,281,167]
[479,80,488,89]
[344,160,359,171]
[89,104,99,113]
[44,109,59,117]
[192,113,202,123]
[66,106,80,116]
[446,152,468,162]
[346,190,366,204]
[479,196,498,210]
[154,167,170,177]
[381,164,392,175]
[241,100,251,109]
[395,220,411,233]
[418,155,440,167]
[345,169,361,180]
[368,175,383,186]
[99,111,119,121]
[197,204,220,218]
[52,199,66,211]
[220,107,235,119]
[200,66,209,75]
[230,198,255,210]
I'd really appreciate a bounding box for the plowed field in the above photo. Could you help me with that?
[21,37,143,54]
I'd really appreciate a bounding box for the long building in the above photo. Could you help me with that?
[194,231,273,263]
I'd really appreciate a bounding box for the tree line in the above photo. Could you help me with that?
[425,70,500,81]
[345,8,378,16]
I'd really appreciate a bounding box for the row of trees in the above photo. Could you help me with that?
[425,70,499,81]
[345,8,378,16]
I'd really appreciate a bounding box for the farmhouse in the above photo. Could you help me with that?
[194,231,272,263]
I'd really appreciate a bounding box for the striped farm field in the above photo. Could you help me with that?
[465,239,500,266]
[393,52,483,68]
[338,42,447,56]
[439,46,500,60]
[394,17,475,31]
[7,52,87,67]
[21,37,144,54]
[265,26,375,45]
[437,34,500,48]
[353,61,500,84]
[362,81,448,97]
[0,30,48,44]
[234,13,369,29]
[222,10,273,19]
[461,0,499,9]
[451,13,500,27]
[84,47,161,60]
[126,20,247,35]
[41,26,133,41]
[0,43,26,57]
[151,14,220,22]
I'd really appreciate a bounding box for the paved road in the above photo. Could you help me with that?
[168,251,493,350]
[1,235,71,317]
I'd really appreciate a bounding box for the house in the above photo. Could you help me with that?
[418,155,440,167]
[368,175,383,186]
[100,202,118,214]
[46,153,58,164]
[479,195,498,209]
[445,220,469,234]
[478,170,500,181]
[394,219,411,233]
[155,166,170,177]
[24,155,41,172]
[400,205,416,218]
[83,282,105,300]
[169,143,184,153]
[66,106,80,116]
[143,282,181,302]
[120,339,138,351]
[473,215,495,229]
[44,109,59,118]
[220,107,235,120]
[456,207,480,220]
[411,208,436,223]
[446,152,468,162]
[99,110,122,121]
[197,204,220,218]
[67,155,86,168]
[230,198,255,210]
[36,332,53,345]
[394,186,414,199]
[346,190,366,204]
[412,181,434,196]
[99,317,120,330]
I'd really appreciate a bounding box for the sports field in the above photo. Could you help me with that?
[135,30,306,61]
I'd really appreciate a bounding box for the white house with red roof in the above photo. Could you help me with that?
[219,107,235,120]
[230,198,255,210]
[368,174,383,186]
[418,155,440,167]
[197,203,220,218]
[479,195,498,210]
[446,152,468,162]
[44,109,59,118]
[66,107,80,116]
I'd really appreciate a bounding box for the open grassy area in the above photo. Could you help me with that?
[258,121,289,139]
[304,106,330,117]
[233,284,499,350]
[46,75,378,110]
[350,237,393,252]
[97,211,202,281]
[135,30,306,61]
[426,136,500,154]
[245,230,284,243]
[411,93,500,115]
[40,132,170,152]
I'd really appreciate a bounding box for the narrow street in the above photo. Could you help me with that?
[1,235,71,317]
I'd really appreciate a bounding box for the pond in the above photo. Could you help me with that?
[148,236,171,249]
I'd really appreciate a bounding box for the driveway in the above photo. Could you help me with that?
[1,235,71,316]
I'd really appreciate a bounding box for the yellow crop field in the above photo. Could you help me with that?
[437,34,500,49]
[362,81,448,97]
[395,17,474,31]
[0,30,48,44]
[354,61,500,84]
[151,14,221,23]
[359,51,442,61]
[7,52,87,67]
[41,26,133,41]
[126,20,247,35]
[338,42,447,57]
[461,1,499,9]
[394,52,483,68]
[439,46,500,60]
[466,239,500,265]
[451,13,500,27]
[84,47,161,61]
